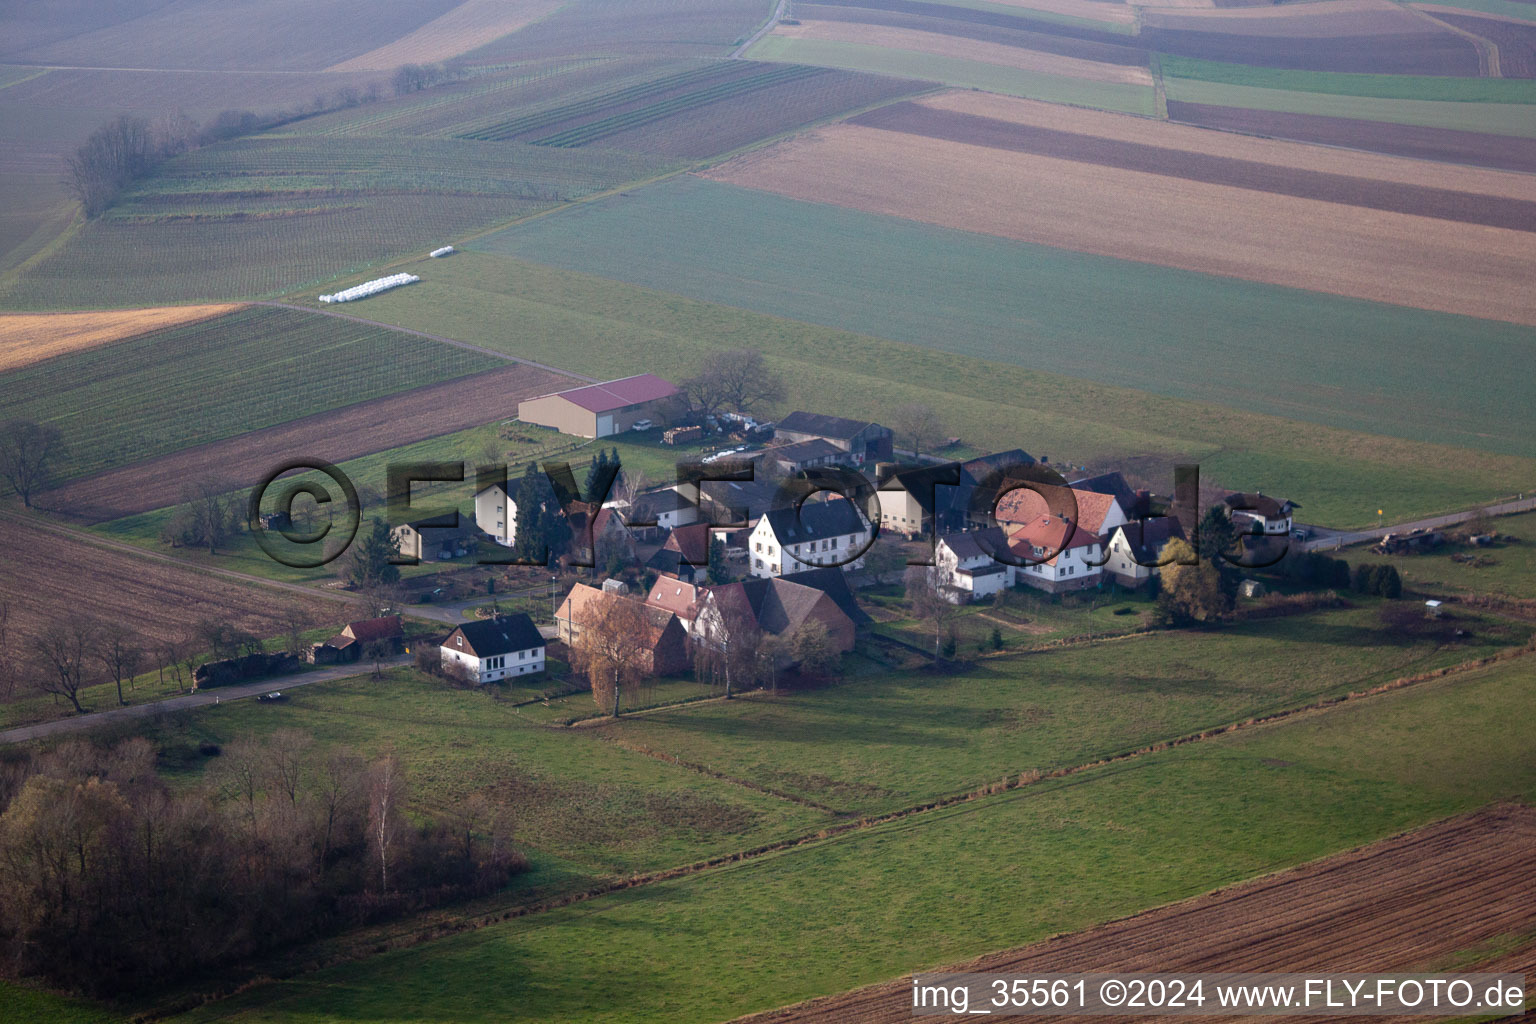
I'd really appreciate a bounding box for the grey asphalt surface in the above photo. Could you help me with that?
[0,655,412,746]
[1299,496,1536,552]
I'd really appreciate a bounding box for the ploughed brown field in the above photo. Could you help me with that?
[1418,7,1536,77]
[808,0,1479,73]
[702,91,1536,325]
[0,304,242,374]
[770,20,1152,84]
[0,517,340,645]
[39,362,573,523]
[325,0,563,71]
[1165,101,1536,175]
[727,804,1536,1024]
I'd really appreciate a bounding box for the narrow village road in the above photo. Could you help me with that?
[0,655,412,746]
[1299,495,1536,551]
[731,0,789,58]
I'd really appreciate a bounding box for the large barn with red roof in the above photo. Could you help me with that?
[517,373,680,438]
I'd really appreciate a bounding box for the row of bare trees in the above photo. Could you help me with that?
[1,606,317,714]
[0,732,523,996]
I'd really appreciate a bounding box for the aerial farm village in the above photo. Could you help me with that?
[1,0,1535,1021]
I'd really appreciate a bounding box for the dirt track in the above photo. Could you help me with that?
[727,804,1536,1024]
[40,362,573,523]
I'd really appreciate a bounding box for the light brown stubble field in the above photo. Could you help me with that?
[0,304,243,373]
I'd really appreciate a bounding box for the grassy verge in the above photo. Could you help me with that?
[1158,54,1536,103]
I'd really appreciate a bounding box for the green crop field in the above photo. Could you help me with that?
[463,177,1536,462]
[460,0,779,62]
[289,250,1536,529]
[1162,77,1536,137]
[166,653,1536,1024]
[745,36,1156,115]
[592,605,1528,813]
[1158,55,1536,104]
[0,136,675,308]
[0,306,501,481]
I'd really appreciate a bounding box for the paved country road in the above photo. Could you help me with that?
[1299,495,1536,552]
[0,656,412,747]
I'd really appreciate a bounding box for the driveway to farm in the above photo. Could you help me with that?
[0,656,411,747]
[1299,495,1536,551]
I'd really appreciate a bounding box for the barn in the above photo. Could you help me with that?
[517,374,680,438]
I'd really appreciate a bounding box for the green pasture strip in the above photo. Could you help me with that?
[597,604,1529,814]
[744,36,1156,115]
[1158,54,1536,104]
[910,0,1138,33]
[461,177,1536,463]
[1163,77,1536,137]
[1413,0,1536,23]
[168,656,1536,1024]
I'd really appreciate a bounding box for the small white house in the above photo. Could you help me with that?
[748,501,873,578]
[934,528,1014,602]
[1103,517,1187,588]
[1223,493,1298,537]
[474,481,519,546]
[440,614,545,684]
[1007,514,1104,593]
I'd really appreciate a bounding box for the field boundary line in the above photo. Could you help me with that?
[141,637,1536,1018]
[597,733,847,813]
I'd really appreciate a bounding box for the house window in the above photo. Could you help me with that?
[519,650,526,660]
[455,636,463,647]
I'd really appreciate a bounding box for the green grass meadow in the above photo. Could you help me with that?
[746,36,1156,115]
[290,249,1536,529]
[1158,55,1536,104]
[165,652,1536,1024]
[460,177,1536,463]
[1353,511,1536,601]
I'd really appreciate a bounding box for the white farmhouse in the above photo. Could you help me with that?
[934,528,1014,602]
[1006,514,1104,593]
[1103,517,1187,589]
[748,501,873,578]
[474,481,518,546]
[440,614,545,684]
[1223,492,1298,537]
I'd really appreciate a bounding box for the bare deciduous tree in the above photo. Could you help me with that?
[33,616,99,713]
[905,565,961,662]
[0,420,65,508]
[890,403,944,462]
[368,752,407,893]
[96,624,143,706]
[680,350,785,420]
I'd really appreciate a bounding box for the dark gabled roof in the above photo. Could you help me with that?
[664,522,713,564]
[699,477,781,520]
[780,567,872,625]
[447,614,544,657]
[1111,516,1186,561]
[959,449,1035,485]
[711,577,852,637]
[766,438,844,464]
[1223,492,1297,519]
[880,462,965,516]
[635,488,697,515]
[938,527,1009,563]
[760,500,868,543]
[777,411,886,441]
[1068,470,1140,513]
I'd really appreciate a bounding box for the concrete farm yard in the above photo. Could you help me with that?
[2,0,1536,1020]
